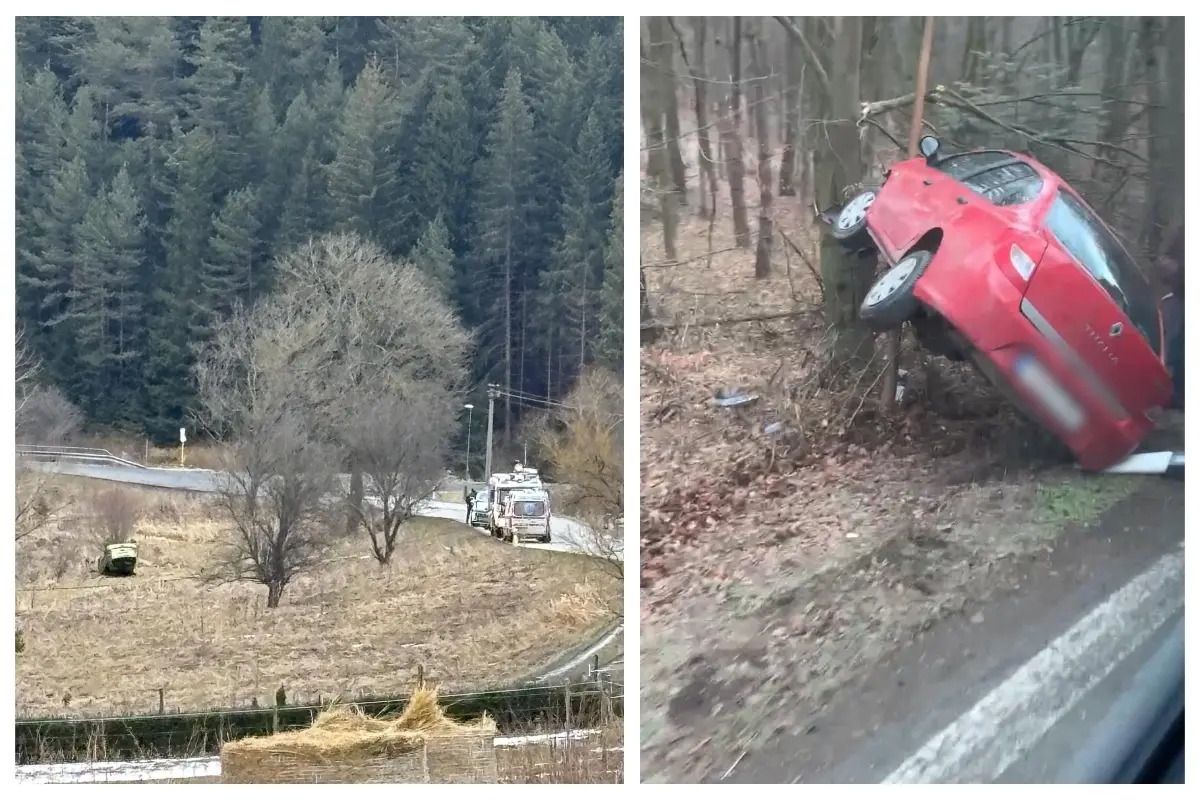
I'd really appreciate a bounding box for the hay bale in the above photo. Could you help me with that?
[220,685,498,783]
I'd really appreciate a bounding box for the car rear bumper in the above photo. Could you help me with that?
[974,319,1161,470]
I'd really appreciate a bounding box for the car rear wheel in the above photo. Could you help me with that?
[832,190,877,251]
[860,250,933,331]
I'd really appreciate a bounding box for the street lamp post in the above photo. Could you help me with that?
[464,404,474,482]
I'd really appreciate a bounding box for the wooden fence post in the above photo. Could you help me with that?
[158,688,165,715]
[564,680,572,730]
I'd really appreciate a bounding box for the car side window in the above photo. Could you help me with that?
[964,163,1044,207]
[934,151,1013,180]
[936,153,1043,207]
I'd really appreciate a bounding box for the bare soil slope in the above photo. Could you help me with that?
[640,203,1158,781]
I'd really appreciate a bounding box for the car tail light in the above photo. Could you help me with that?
[1009,244,1037,280]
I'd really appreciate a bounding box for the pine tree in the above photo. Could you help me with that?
[326,57,403,245]
[18,156,92,395]
[16,69,69,189]
[186,17,255,135]
[277,142,329,250]
[62,85,101,168]
[548,105,614,378]
[186,17,255,185]
[200,186,261,327]
[71,167,145,421]
[397,73,473,252]
[471,67,537,434]
[255,17,330,109]
[261,90,318,248]
[78,17,183,134]
[14,17,623,439]
[141,126,218,434]
[410,213,455,298]
[247,86,277,187]
[596,173,623,373]
[162,126,220,286]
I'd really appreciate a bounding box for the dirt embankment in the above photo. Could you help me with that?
[639,202,1176,782]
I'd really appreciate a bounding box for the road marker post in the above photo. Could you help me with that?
[179,427,187,467]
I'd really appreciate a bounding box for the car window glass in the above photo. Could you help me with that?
[1044,190,1161,354]
[964,163,1044,207]
[934,151,1013,181]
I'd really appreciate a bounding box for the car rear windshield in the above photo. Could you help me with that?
[935,152,1043,206]
[514,501,546,517]
[1044,189,1162,354]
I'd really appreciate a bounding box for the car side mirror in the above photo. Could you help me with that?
[919,135,941,162]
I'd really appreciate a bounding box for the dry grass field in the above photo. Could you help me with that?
[15,476,619,719]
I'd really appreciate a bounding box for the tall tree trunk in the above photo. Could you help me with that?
[812,18,874,367]
[1140,18,1169,254]
[346,458,363,535]
[576,262,586,368]
[1163,17,1185,245]
[679,16,718,216]
[504,223,513,438]
[750,24,773,279]
[267,580,283,609]
[546,321,553,400]
[640,266,658,345]
[1092,18,1132,216]
[727,17,751,248]
[520,290,529,390]
[1064,19,1098,86]
[642,29,678,261]
[779,19,801,197]
[648,17,688,202]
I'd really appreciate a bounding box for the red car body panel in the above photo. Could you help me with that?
[860,150,1171,471]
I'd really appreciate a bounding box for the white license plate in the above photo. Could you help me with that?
[1014,354,1085,431]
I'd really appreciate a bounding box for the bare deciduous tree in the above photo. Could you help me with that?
[537,367,623,578]
[195,233,469,582]
[16,328,83,542]
[194,305,338,609]
[87,487,142,547]
[669,17,718,215]
[749,20,774,278]
[726,17,752,248]
[265,233,470,537]
[339,389,457,565]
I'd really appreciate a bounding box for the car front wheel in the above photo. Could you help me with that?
[832,190,877,251]
[859,249,934,331]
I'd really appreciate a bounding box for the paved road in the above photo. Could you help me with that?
[725,478,1184,784]
[28,461,621,559]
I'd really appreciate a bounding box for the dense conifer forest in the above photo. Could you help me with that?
[15,16,624,443]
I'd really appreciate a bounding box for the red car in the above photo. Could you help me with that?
[828,135,1172,471]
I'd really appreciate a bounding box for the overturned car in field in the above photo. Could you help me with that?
[826,135,1175,471]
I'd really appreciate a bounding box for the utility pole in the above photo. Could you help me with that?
[463,403,474,482]
[883,16,935,410]
[484,384,498,481]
